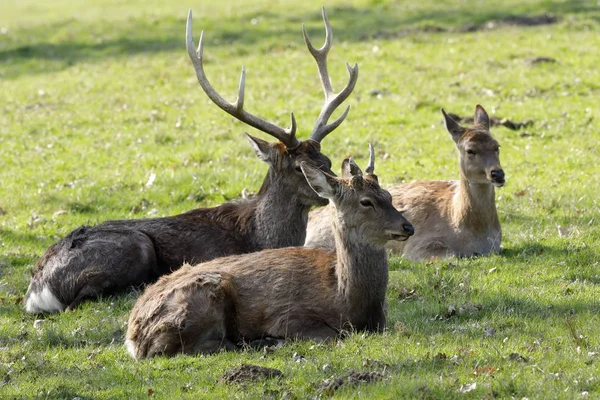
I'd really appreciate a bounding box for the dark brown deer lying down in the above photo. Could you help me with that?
[24,8,359,313]
[125,146,414,359]
[305,105,505,260]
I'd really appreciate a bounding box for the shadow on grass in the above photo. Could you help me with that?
[1,291,133,348]
[501,240,599,260]
[1,0,598,79]
[1,228,47,243]
[0,229,53,259]
[387,288,600,351]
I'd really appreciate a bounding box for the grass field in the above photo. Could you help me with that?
[1,0,599,398]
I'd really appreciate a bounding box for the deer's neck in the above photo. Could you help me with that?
[331,211,388,322]
[452,174,499,231]
[251,173,310,250]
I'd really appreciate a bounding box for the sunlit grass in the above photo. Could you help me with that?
[1,0,599,398]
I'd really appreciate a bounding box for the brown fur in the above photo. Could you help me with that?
[305,105,504,260]
[125,157,414,358]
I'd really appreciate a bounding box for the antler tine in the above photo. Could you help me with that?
[186,10,299,149]
[302,7,359,144]
[302,7,333,95]
[365,143,375,175]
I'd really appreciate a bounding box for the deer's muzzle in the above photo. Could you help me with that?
[490,169,505,187]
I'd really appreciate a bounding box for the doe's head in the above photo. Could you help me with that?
[442,105,505,187]
[300,144,414,246]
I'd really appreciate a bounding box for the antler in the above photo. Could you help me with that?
[302,7,359,143]
[365,143,375,175]
[186,10,299,149]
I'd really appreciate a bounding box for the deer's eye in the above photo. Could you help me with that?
[295,166,303,173]
[466,149,476,156]
[360,199,374,208]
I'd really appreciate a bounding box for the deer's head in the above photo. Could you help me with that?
[187,8,357,207]
[246,135,333,206]
[443,105,505,187]
[301,145,414,246]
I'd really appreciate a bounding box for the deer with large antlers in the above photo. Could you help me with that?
[125,146,414,359]
[305,105,505,260]
[24,8,358,313]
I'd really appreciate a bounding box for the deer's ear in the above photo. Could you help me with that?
[441,109,466,143]
[341,157,362,178]
[474,104,490,131]
[300,162,339,200]
[245,133,275,164]
[351,175,364,189]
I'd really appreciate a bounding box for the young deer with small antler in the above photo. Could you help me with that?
[305,105,505,260]
[24,8,358,313]
[125,146,414,359]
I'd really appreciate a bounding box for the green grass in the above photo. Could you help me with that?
[1,0,599,398]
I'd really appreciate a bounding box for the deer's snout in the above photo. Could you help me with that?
[490,169,505,187]
[385,218,414,242]
[403,223,415,237]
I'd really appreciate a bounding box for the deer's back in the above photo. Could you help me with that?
[388,180,456,226]
[387,180,500,259]
[130,247,344,342]
[94,202,258,272]
[304,205,336,250]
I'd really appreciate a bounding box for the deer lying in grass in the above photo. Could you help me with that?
[125,146,414,359]
[24,8,358,313]
[305,105,505,260]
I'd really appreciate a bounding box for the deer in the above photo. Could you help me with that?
[125,145,414,359]
[24,8,359,314]
[304,105,505,260]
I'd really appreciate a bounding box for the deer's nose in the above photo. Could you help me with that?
[490,169,505,182]
[403,223,415,236]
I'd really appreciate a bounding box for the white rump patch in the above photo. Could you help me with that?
[25,285,64,313]
[124,339,138,359]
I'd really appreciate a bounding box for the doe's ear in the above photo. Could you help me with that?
[341,157,362,178]
[441,109,466,142]
[474,104,490,131]
[245,133,274,164]
[300,162,339,200]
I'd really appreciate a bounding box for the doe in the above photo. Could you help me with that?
[305,105,505,260]
[125,145,414,359]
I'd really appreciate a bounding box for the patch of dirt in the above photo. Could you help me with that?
[432,303,484,320]
[397,287,418,302]
[447,112,534,131]
[508,352,530,362]
[317,370,385,395]
[526,56,558,65]
[219,364,283,385]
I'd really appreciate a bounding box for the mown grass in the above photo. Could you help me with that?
[1,0,599,398]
